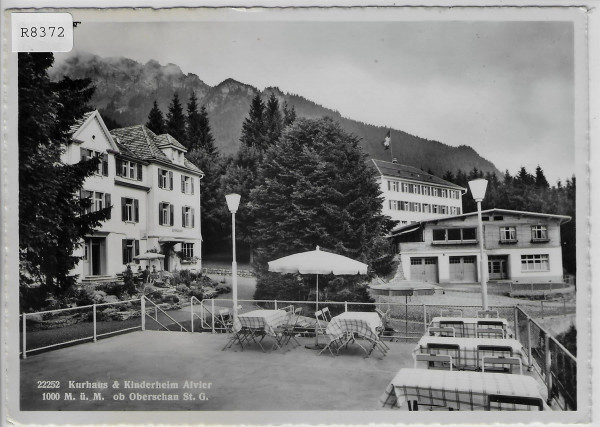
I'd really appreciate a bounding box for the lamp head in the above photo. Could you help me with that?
[225,193,241,213]
[468,178,488,202]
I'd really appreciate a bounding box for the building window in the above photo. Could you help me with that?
[121,198,139,222]
[440,189,448,198]
[116,159,142,181]
[521,254,549,271]
[432,227,477,244]
[531,225,549,242]
[81,148,108,176]
[182,206,195,228]
[181,175,195,194]
[158,168,173,190]
[422,203,430,214]
[414,185,421,195]
[81,190,111,219]
[122,239,140,264]
[422,186,430,196]
[500,226,517,243]
[182,243,194,259]
[401,183,409,193]
[159,202,174,226]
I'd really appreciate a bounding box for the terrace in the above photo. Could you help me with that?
[19,297,577,416]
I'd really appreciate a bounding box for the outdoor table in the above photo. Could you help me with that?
[228,309,289,352]
[414,336,528,371]
[324,311,386,357]
[379,368,547,411]
[429,317,512,338]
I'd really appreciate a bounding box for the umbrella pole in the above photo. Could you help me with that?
[315,275,319,346]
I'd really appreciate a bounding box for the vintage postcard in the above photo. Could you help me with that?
[1,1,596,425]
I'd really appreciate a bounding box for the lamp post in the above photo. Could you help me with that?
[225,193,241,322]
[468,178,489,310]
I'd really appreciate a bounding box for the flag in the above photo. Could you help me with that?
[382,130,391,150]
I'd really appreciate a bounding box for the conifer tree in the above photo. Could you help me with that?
[264,93,283,146]
[165,92,187,143]
[146,100,165,135]
[250,117,390,303]
[282,101,297,127]
[19,53,111,305]
[197,105,217,155]
[240,93,266,149]
[535,165,550,189]
[185,92,201,150]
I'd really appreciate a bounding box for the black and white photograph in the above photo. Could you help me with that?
[1,3,595,425]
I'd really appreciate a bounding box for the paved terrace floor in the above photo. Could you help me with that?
[21,331,415,411]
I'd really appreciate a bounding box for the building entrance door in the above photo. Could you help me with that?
[488,256,509,280]
[90,238,105,276]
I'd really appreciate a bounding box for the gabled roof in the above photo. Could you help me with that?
[110,125,171,162]
[156,134,187,152]
[371,159,465,191]
[390,208,572,236]
[110,125,203,176]
[69,110,120,152]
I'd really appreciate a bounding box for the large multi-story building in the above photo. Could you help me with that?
[372,159,466,225]
[61,110,204,280]
[389,208,571,284]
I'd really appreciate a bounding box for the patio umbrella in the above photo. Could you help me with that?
[133,252,165,271]
[268,246,368,348]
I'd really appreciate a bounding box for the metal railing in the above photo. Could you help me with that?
[20,296,188,358]
[515,306,577,410]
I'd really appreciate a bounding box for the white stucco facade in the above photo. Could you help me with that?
[62,111,204,280]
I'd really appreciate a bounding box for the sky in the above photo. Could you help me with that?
[55,17,577,183]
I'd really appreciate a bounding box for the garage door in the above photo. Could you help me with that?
[449,256,477,282]
[410,257,438,282]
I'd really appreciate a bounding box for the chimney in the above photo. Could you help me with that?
[392,158,398,164]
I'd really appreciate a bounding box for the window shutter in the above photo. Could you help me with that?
[134,240,140,257]
[122,239,127,264]
[169,171,174,190]
[181,175,185,193]
[137,163,143,181]
[192,208,195,228]
[121,198,126,221]
[102,154,109,176]
[191,178,195,195]
[158,169,162,188]
[105,194,111,219]
[158,203,163,225]
[115,158,122,177]
[134,199,139,223]
[182,207,186,227]
[170,204,174,226]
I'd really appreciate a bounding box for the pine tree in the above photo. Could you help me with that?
[18,53,111,304]
[185,92,201,150]
[535,165,550,189]
[250,117,389,303]
[264,93,283,146]
[197,105,217,155]
[165,93,187,144]
[282,102,297,127]
[240,93,266,149]
[146,100,165,135]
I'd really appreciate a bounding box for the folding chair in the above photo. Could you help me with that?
[217,308,233,333]
[274,307,302,348]
[440,309,463,318]
[439,320,465,337]
[315,309,329,336]
[477,345,514,371]
[481,356,523,374]
[487,394,544,411]
[414,354,454,371]
[321,307,332,322]
[476,327,505,339]
[477,309,499,318]
[426,343,460,369]
[428,327,456,337]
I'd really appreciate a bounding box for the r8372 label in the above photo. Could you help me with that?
[12,13,73,52]
[19,26,65,38]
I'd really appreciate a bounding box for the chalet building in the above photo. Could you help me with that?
[390,209,571,284]
[372,159,466,225]
[61,110,204,281]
